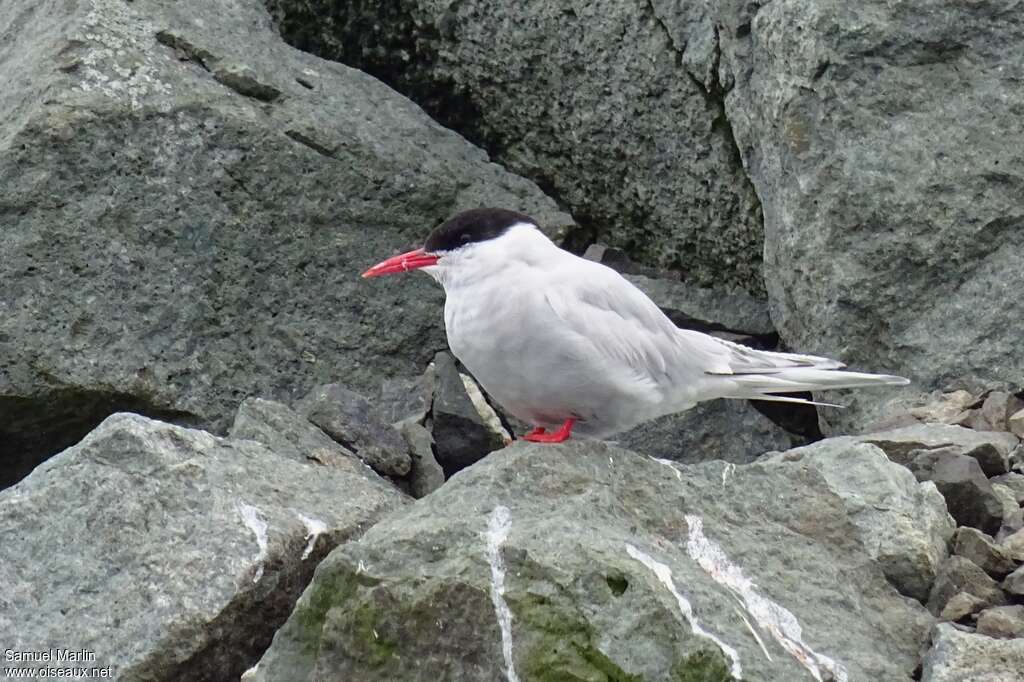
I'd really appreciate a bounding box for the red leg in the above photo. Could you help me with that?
[523,418,576,443]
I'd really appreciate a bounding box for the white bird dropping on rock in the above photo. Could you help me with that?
[484,505,519,682]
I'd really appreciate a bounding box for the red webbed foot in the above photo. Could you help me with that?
[522,418,576,443]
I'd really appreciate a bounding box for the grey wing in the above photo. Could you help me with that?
[541,261,730,390]
[543,259,843,383]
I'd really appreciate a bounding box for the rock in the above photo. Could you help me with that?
[861,412,926,434]
[992,483,1024,537]
[998,511,1024,544]
[1001,528,1024,562]
[376,367,435,427]
[980,392,1024,432]
[0,0,571,487]
[581,243,662,278]
[939,592,987,623]
[766,438,954,600]
[922,623,1024,682]
[1011,408,1024,439]
[908,449,1005,534]
[0,413,406,681]
[954,393,1024,434]
[857,424,1019,475]
[230,397,369,473]
[429,352,506,475]
[707,0,1024,433]
[296,384,412,477]
[1004,565,1024,597]
[266,0,765,294]
[399,421,445,499]
[952,528,1017,579]
[617,399,800,466]
[622,273,775,337]
[250,441,931,681]
[927,556,1008,617]
[992,472,1024,505]
[909,391,980,425]
[976,605,1024,639]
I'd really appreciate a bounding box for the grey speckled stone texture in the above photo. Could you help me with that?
[0,0,572,485]
[251,440,931,681]
[0,413,407,682]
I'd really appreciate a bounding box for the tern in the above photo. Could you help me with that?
[363,208,908,443]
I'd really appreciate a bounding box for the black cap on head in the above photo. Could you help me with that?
[424,208,536,253]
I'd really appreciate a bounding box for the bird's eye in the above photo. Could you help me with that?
[459,234,472,243]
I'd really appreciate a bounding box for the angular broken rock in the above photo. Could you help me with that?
[909,391,979,425]
[376,365,436,427]
[927,556,1008,617]
[858,424,1019,475]
[1004,565,1024,597]
[1011,408,1024,439]
[430,352,507,475]
[1001,527,1024,562]
[976,605,1024,639]
[230,398,377,475]
[992,482,1024,540]
[765,438,954,601]
[0,414,407,681]
[250,441,930,681]
[296,383,412,477]
[952,527,1018,578]
[938,592,987,623]
[617,398,799,466]
[992,472,1024,505]
[921,623,1024,682]
[979,391,1024,433]
[908,448,1005,534]
[399,421,445,498]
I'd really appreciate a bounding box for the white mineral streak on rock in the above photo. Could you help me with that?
[484,505,520,682]
[461,373,512,443]
[294,511,328,560]
[684,515,848,682]
[721,463,736,487]
[654,458,683,480]
[237,503,269,583]
[626,544,743,679]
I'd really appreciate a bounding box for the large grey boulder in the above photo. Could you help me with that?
[708,0,1024,431]
[264,0,766,294]
[922,623,1024,682]
[766,438,955,601]
[251,440,931,681]
[0,413,407,681]
[0,0,571,486]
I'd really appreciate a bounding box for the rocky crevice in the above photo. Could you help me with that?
[0,389,199,489]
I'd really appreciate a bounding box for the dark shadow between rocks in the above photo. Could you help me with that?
[0,390,200,490]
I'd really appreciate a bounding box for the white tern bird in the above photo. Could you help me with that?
[363,208,908,443]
